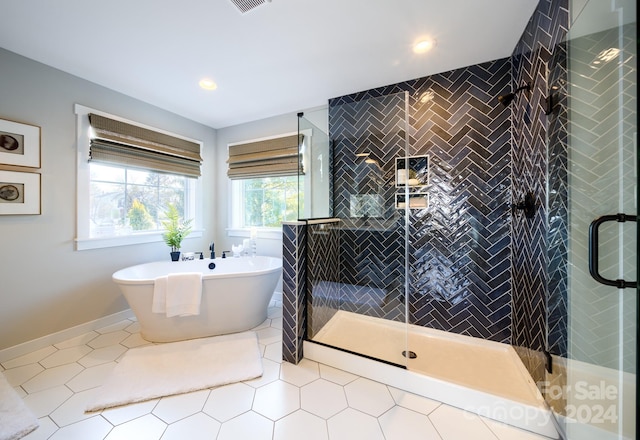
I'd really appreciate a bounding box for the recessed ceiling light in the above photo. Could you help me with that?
[199,78,217,90]
[597,47,620,63]
[419,89,435,103]
[413,38,436,54]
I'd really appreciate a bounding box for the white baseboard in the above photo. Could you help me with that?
[0,309,135,364]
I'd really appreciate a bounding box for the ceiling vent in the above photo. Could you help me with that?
[229,0,270,13]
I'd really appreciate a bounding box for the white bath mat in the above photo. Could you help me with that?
[86,331,263,412]
[0,372,39,440]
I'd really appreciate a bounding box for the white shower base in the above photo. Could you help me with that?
[306,310,558,438]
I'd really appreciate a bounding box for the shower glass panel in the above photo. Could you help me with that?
[298,114,332,219]
[306,91,410,368]
[547,1,637,438]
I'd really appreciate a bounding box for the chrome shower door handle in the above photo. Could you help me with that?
[588,213,637,289]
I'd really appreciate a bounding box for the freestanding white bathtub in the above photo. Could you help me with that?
[112,256,282,342]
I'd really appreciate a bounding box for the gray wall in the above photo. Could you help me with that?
[0,46,322,350]
[0,48,216,349]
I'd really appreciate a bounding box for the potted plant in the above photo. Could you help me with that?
[161,203,193,261]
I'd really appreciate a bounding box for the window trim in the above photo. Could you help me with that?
[74,104,203,250]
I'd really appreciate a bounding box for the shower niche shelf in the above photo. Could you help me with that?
[395,155,429,187]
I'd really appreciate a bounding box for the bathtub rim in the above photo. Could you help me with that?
[112,255,282,285]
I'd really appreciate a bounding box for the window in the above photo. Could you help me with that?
[75,104,202,250]
[89,163,192,237]
[227,133,303,236]
[232,176,300,229]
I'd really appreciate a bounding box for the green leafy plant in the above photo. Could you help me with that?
[161,203,193,252]
[127,198,154,231]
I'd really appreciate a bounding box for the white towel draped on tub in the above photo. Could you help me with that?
[152,273,202,317]
[152,276,168,314]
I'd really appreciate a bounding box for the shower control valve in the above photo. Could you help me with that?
[511,192,537,219]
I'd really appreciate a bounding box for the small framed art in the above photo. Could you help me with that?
[0,118,41,168]
[0,170,41,215]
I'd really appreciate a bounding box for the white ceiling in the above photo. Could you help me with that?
[0,0,539,129]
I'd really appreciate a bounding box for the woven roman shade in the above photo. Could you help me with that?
[227,134,304,179]
[88,114,202,177]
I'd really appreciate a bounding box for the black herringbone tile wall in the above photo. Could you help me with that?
[328,59,513,343]
[511,0,568,384]
[282,222,307,364]
[329,92,409,324]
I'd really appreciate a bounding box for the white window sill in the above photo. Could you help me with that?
[226,227,282,240]
[75,230,203,251]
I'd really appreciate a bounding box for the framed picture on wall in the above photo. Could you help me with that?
[395,155,428,187]
[0,170,41,215]
[0,118,41,168]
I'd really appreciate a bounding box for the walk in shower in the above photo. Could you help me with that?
[292,85,548,427]
[283,1,636,438]
[300,81,539,388]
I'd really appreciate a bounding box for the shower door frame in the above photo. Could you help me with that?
[546,1,637,438]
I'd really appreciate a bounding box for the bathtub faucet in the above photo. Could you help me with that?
[209,242,215,259]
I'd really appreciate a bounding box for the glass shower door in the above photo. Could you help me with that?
[549,1,637,438]
[305,92,410,368]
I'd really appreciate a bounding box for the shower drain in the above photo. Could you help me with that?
[402,350,417,359]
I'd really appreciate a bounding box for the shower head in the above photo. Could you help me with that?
[498,83,531,106]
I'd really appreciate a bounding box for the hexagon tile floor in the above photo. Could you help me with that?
[1,297,556,440]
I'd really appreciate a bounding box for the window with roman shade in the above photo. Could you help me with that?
[88,113,202,178]
[227,134,304,179]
